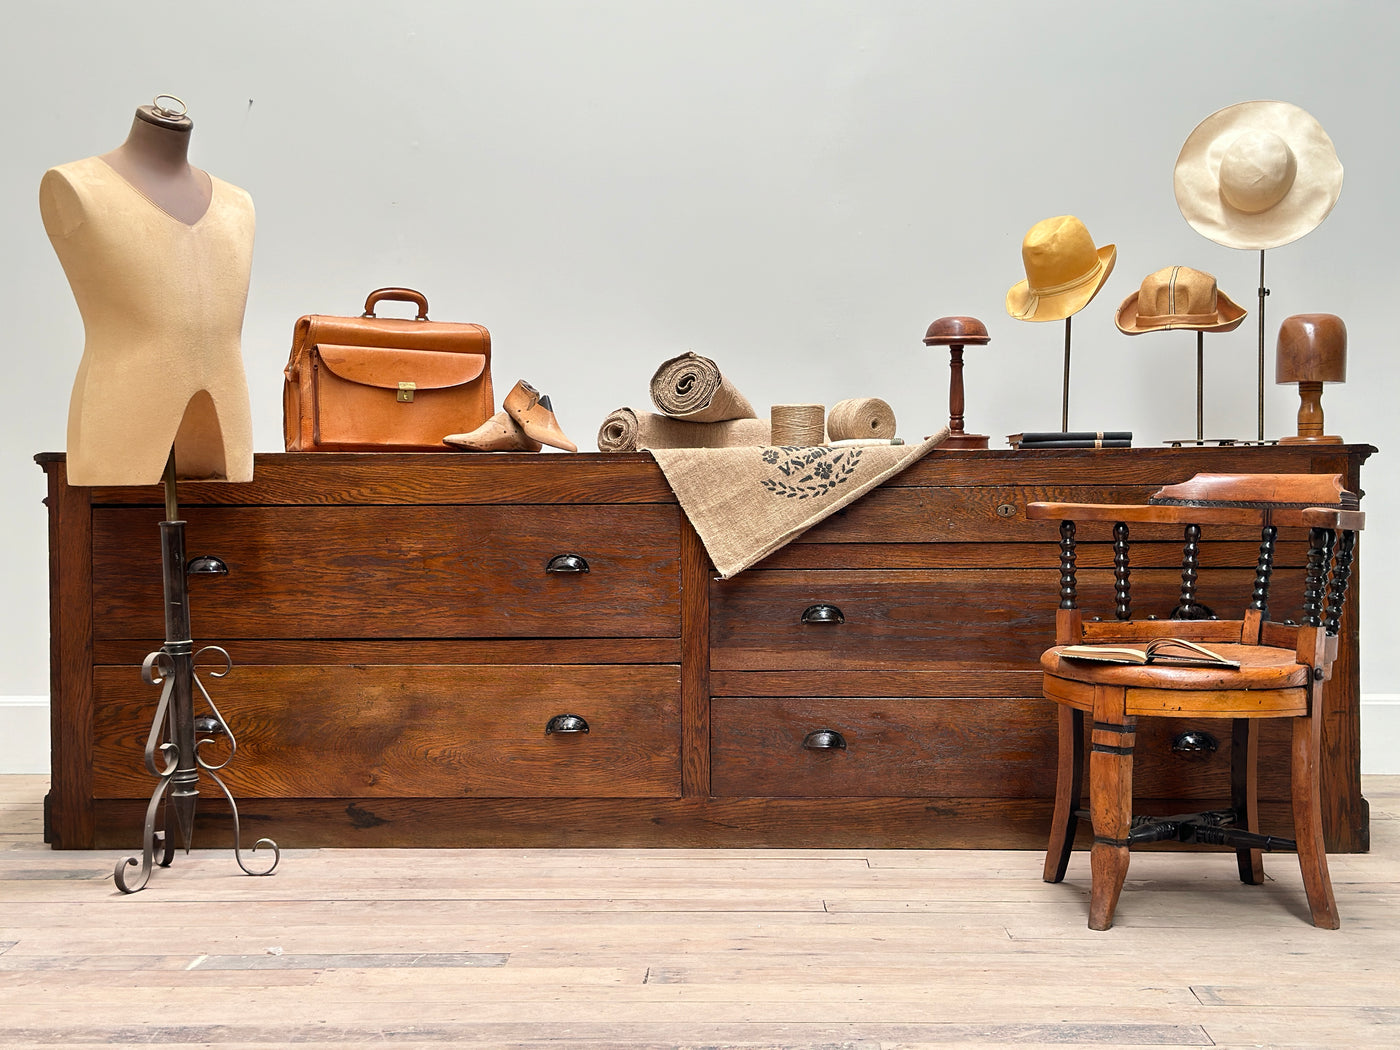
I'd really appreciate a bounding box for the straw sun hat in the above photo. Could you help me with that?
[1005,215,1116,323]
[1174,100,1343,251]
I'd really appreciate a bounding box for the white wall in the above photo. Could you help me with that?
[3,1,1396,771]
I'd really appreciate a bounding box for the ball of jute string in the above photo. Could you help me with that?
[769,404,825,446]
[827,398,897,442]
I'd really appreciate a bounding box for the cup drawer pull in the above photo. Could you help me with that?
[1172,730,1218,754]
[800,603,844,625]
[546,554,590,574]
[545,714,590,735]
[802,729,847,751]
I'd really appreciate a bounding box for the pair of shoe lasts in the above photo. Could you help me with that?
[444,381,577,453]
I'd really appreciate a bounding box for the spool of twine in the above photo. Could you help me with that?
[827,398,897,441]
[769,404,826,446]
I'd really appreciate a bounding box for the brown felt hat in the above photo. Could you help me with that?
[1006,215,1116,323]
[1174,100,1343,251]
[1116,266,1247,335]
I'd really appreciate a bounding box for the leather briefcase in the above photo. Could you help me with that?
[283,287,493,451]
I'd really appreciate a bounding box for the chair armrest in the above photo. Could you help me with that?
[1301,507,1365,531]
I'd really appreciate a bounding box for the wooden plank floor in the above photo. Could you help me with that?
[2,776,1397,1049]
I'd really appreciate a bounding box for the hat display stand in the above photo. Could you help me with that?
[1117,265,1249,446]
[922,315,991,448]
[1163,330,1230,445]
[1194,329,1206,441]
[113,451,279,893]
[1059,317,1072,432]
[1254,251,1270,441]
[1004,215,1116,434]
[1173,100,1344,443]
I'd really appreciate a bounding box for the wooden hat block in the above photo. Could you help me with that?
[923,316,991,449]
[1276,313,1346,445]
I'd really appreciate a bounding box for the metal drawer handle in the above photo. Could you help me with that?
[1171,730,1218,754]
[545,714,590,735]
[800,603,844,625]
[186,555,228,577]
[546,554,590,574]
[802,729,847,751]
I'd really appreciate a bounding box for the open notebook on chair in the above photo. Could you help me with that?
[1059,637,1241,669]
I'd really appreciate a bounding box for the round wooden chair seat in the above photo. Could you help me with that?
[1042,643,1311,691]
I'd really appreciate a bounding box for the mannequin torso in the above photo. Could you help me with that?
[40,102,255,485]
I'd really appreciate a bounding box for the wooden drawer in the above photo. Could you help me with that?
[710,567,1306,672]
[92,504,681,640]
[92,663,682,799]
[711,695,1292,800]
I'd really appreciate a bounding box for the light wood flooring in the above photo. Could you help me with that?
[1,775,1397,1049]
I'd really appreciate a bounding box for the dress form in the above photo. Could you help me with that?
[40,99,255,485]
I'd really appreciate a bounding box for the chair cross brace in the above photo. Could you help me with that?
[1072,806,1296,851]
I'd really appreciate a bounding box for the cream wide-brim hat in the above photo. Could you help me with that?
[1174,100,1343,251]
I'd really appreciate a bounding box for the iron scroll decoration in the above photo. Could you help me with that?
[114,646,279,893]
[113,507,279,895]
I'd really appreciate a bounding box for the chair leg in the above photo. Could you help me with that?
[1088,685,1134,931]
[1044,705,1083,884]
[1292,713,1339,929]
[1231,718,1264,885]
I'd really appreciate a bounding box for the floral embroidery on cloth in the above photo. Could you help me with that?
[759,446,863,499]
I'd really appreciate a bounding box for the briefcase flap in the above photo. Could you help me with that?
[297,313,491,357]
[314,344,487,391]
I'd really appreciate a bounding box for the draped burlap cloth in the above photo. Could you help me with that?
[597,408,771,452]
[651,429,949,577]
[648,352,756,422]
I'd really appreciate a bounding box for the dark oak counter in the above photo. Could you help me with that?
[39,444,1374,851]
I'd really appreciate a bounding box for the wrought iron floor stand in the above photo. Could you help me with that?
[115,458,278,893]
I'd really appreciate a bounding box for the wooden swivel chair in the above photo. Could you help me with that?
[1026,473,1363,930]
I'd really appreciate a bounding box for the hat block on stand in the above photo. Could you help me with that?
[1277,313,1346,444]
[923,316,990,448]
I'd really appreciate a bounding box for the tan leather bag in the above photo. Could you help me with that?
[283,287,493,451]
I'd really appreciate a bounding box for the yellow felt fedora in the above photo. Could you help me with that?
[1005,215,1116,323]
[1116,266,1247,335]
[1174,100,1343,251]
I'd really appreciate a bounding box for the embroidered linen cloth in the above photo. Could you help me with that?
[649,429,949,578]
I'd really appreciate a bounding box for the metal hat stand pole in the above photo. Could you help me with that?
[1256,249,1269,442]
[1061,316,1072,431]
[114,451,279,893]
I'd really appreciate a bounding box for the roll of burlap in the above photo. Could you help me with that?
[769,404,825,446]
[827,397,897,442]
[649,352,756,422]
[597,407,771,452]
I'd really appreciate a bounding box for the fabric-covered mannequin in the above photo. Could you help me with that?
[40,97,254,485]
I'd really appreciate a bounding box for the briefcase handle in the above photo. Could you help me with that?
[362,287,430,321]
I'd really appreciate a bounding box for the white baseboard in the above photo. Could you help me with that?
[2,695,1398,776]
[0,696,48,775]
[1362,695,1400,775]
